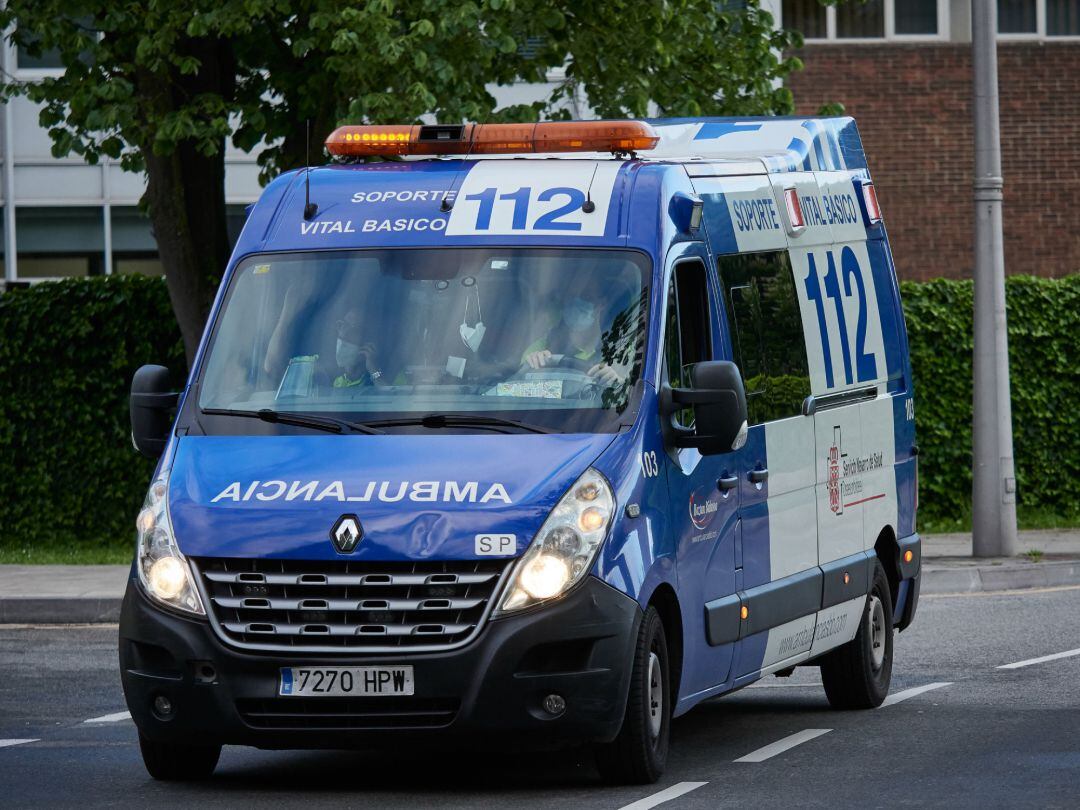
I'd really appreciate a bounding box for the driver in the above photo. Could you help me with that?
[521,278,623,386]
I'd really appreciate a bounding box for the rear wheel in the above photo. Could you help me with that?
[595,606,670,785]
[138,733,221,781]
[820,560,894,709]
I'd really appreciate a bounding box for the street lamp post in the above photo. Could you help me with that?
[971,0,1018,557]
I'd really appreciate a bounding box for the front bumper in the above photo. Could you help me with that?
[120,572,641,750]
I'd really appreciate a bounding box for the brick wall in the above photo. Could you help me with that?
[787,43,1080,281]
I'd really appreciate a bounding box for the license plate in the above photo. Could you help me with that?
[279,666,415,697]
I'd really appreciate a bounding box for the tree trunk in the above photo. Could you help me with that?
[136,37,237,368]
[142,145,231,367]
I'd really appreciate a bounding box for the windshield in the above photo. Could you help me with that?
[196,248,650,434]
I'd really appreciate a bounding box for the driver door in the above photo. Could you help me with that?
[663,255,740,695]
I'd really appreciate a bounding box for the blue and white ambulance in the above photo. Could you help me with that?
[121,117,920,784]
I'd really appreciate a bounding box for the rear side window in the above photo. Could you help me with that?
[717,251,811,424]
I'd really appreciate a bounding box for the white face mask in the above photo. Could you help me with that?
[459,320,486,353]
[336,338,362,369]
[460,287,485,352]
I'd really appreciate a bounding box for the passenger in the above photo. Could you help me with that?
[332,308,386,387]
[522,280,624,386]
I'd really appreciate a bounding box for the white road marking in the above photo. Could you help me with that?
[618,782,708,810]
[0,739,38,749]
[734,728,831,763]
[83,711,131,724]
[997,647,1080,670]
[881,682,952,707]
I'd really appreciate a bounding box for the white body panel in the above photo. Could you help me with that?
[763,415,819,581]
[445,161,621,237]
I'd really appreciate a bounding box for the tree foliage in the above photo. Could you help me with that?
[0,1,804,359]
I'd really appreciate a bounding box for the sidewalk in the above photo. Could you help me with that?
[1,531,1079,623]
[921,529,1080,595]
[0,564,129,623]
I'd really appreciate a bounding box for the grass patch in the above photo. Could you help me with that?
[920,506,1080,535]
[1024,549,1044,563]
[0,540,131,565]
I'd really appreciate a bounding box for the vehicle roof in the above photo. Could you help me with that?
[234,117,869,259]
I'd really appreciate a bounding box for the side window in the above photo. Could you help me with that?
[717,251,811,424]
[663,260,712,427]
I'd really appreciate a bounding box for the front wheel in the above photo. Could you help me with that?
[595,606,671,784]
[820,560,894,709]
[138,733,221,781]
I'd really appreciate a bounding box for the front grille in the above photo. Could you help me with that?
[195,557,511,652]
[237,697,459,730]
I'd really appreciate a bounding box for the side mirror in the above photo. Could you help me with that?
[666,360,748,456]
[130,365,179,459]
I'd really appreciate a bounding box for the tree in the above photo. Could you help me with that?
[1,0,804,364]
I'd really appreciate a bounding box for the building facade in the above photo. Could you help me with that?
[782,0,1080,280]
[0,37,263,284]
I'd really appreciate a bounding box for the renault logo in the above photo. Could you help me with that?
[330,514,363,553]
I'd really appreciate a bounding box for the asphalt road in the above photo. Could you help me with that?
[2,586,1080,809]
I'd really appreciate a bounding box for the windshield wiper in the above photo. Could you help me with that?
[357,413,553,434]
[201,408,385,435]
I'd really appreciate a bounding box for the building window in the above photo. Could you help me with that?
[785,0,946,41]
[14,207,104,280]
[998,0,1038,32]
[16,43,65,70]
[1046,0,1080,34]
[782,0,826,39]
[998,0,1080,36]
[836,0,886,38]
[895,0,940,35]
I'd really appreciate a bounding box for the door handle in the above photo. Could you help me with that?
[717,474,739,491]
[748,468,769,485]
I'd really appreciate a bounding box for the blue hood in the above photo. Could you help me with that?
[167,434,615,561]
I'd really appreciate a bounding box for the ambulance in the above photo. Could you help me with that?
[121,117,920,784]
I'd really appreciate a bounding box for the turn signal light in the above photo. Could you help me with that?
[904,549,914,563]
[740,605,749,620]
[325,121,660,157]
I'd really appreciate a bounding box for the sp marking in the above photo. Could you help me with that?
[331,514,363,553]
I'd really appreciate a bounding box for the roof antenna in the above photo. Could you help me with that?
[582,163,598,213]
[303,120,318,221]
[440,122,484,213]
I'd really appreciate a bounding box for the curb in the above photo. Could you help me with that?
[921,559,1080,595]
[0,598,122,624]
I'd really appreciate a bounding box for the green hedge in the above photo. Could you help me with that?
[0,276,184,556]
[902,275,1080,529]
[0,274,1077,556]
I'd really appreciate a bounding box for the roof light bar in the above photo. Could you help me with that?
[325,121,660,158]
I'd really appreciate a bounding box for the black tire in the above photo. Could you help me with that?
[595,606,671,785]
[138,733,221,781]
[820,560,894,710]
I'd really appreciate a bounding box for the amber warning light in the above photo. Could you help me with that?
[325,121,660,158]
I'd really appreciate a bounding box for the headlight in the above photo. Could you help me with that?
[497,468,615,614]
[136,476,205,615]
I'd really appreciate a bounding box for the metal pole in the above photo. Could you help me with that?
[2,31,18,284]
[971,0,1017,557]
